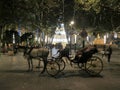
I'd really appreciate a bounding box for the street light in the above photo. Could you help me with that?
[69,21,74,26]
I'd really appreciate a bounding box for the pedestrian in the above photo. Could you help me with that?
[102,45,106,58]
[106,45,112,62]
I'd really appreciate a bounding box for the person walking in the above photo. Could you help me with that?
[106,45,112,62]
[102,45,106,58]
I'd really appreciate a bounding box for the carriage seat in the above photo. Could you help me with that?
[73,47,98,63]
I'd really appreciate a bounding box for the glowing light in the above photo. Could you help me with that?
[69,21,74,26]
[114,32,117,38]
[75,34,77,43]
[13,34,15,44]
[71,21,74,25]
[104,35,107,44]
[35,36,38,41]
[52,23,68,48]
[87,36,89,42]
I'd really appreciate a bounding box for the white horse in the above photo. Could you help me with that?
[24,47,49,73]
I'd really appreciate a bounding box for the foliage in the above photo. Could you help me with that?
[3,29,20,44]
[0,0,120,43]
[75,0,100,12]
[74,0,120,31]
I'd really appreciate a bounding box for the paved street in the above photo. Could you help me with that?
[0,49,120,90]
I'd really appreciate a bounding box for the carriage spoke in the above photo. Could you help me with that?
[56,58,66,72]
[46,61,60,77]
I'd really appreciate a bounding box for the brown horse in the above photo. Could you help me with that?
[24,47,49,73]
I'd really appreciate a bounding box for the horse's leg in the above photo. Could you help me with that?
[36,59,40,68]
[27,57,31,71]
[40,57,47,74]
[30,58,33,71]
[38,59,40,67]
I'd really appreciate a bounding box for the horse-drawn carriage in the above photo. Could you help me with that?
[51,45,103,76]
[22,45,103,77]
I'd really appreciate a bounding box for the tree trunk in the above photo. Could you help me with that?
[111,15,114,30]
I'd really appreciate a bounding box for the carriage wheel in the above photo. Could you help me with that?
[56,58,66,72]
[85,56,103,76]
[46,61,60,77]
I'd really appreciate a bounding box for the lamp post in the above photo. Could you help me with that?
[74,34,77,53]
[13,33,15,44]
[69,21,74,54]
[80,29,88,48]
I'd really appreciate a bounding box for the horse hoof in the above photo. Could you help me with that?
[40,71,45,74]
[26,70,30,72]
[61,72,65,75]
[30,69,33,71]
[36,66,40,68]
